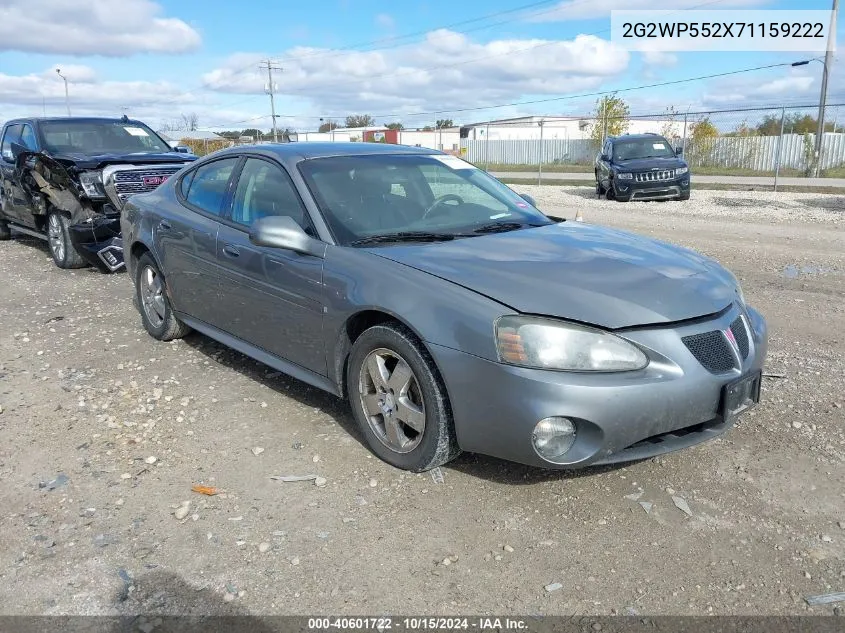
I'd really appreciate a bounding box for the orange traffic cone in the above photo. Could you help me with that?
[575,209,584,222]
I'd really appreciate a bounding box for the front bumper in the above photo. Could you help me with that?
[429,303,767,469]
[68,216,125,273]
[615,176,691,201]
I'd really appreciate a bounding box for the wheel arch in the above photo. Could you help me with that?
[332,308,440,400]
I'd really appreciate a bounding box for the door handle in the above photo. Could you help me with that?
[222,244,240,258]
[158,220,172,231]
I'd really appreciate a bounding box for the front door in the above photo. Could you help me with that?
[215,157,327,376]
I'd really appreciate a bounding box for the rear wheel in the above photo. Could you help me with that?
[47,210,86,269]
[135,253,191,341]
[347,323,461,472]
[0,221,10,241]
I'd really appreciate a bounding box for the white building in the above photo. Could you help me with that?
[461,116,684,141]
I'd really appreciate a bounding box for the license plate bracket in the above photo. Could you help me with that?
[721,370,762,424]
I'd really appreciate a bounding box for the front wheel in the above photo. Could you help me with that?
[47,210,86,268]
[678,192,690,201]
[347,323,461,472]
[134,253,191,341]
[0,220,10,241]
[595,173,605,197]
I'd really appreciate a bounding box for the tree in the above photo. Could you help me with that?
[435,119,454,128]
[241,128,262,138]
[688,116,719,166]
[384,122,404,130]
[318,120,339,133]
[422,126,433,132]
[345,114,375,128]
[589,95,630,143]
[180,112,199,131]
[659,105,681,140]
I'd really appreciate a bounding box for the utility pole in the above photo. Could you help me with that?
[260,60,283,143]
[814,0,838,176]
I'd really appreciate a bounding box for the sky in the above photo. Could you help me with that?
[0,0,842,133]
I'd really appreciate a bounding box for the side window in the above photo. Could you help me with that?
[1,124,22,162]
[230,158,312,233]
[18,125,37,150]
[183,157,238,216]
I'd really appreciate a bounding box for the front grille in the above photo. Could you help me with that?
[635,169,675,183]
[730,316,750,359]
[682,330,736,373]
[112,166,184,203]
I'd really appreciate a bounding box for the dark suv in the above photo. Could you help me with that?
[594,133,690,202]
[0,117,195,271]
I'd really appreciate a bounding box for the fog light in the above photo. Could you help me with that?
[532,417,576,460]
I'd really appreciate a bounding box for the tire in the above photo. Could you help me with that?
[347,323,461,472]
[47,210,87,269]
[0,220,10,241]
[134,252,191,341]
[605,183,616,201]
[678,192,690,201]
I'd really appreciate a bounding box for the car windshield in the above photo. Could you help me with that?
[613,138,676,161]
[39,120,172,155]
[298,154,553,246]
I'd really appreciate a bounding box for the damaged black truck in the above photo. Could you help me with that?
[0,117,196,271]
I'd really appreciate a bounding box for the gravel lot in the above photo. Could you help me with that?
[0,187,843,616]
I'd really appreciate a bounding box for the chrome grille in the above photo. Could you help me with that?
[635,169,675,183]
[729,316,750,359]
[111,166,184,203]
[682,330,737,374]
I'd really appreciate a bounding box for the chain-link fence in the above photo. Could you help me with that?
[462,104,845,186]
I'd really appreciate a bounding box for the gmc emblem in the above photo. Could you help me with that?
[142,175,168,186]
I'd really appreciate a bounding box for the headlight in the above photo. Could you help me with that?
[616,172,633,180]
[495,316,648,372]
[79,171,106,198]
[676,166,689,176]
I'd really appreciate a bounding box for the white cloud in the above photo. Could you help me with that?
[642,50,678,67]
[529,0,770,21]
[200,30,630,119]
[375,13,395,29]
[0,0,201,56]
[700,72,820,107]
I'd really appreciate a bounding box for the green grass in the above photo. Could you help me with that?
[486,163,845,179]
[499,178,844,195]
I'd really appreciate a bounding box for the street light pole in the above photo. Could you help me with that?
[815,0,839,176]
[55,68,70,116]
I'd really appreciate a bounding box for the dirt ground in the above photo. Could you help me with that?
[0,187,843,617]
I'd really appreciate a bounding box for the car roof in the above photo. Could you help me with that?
[610,133,668,142]
[3,117,153,126]
[212,142,444,161]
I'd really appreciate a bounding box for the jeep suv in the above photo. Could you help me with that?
[0,117,195,271]
[594,133,690,202]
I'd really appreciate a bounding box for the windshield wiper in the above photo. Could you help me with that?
[349,231,458,246]
[472,221,546,234]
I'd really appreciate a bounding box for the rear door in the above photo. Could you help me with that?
[157,156,240,327]
[215,156,327,376]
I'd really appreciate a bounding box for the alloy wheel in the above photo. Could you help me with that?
[139,265,166,328]
[358,348,426,453]
[47,214,65,262]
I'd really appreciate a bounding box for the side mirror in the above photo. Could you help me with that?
[10,142,28,161]
[519,193,537,208]
[174,145,192,154]
[675,146,683,156]
[249,215,325,257]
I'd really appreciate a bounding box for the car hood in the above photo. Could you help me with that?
[50,152,197,170]
[367,223,737,329]
[615,156,686,171]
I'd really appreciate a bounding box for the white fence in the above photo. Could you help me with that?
[464,133,845,171]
